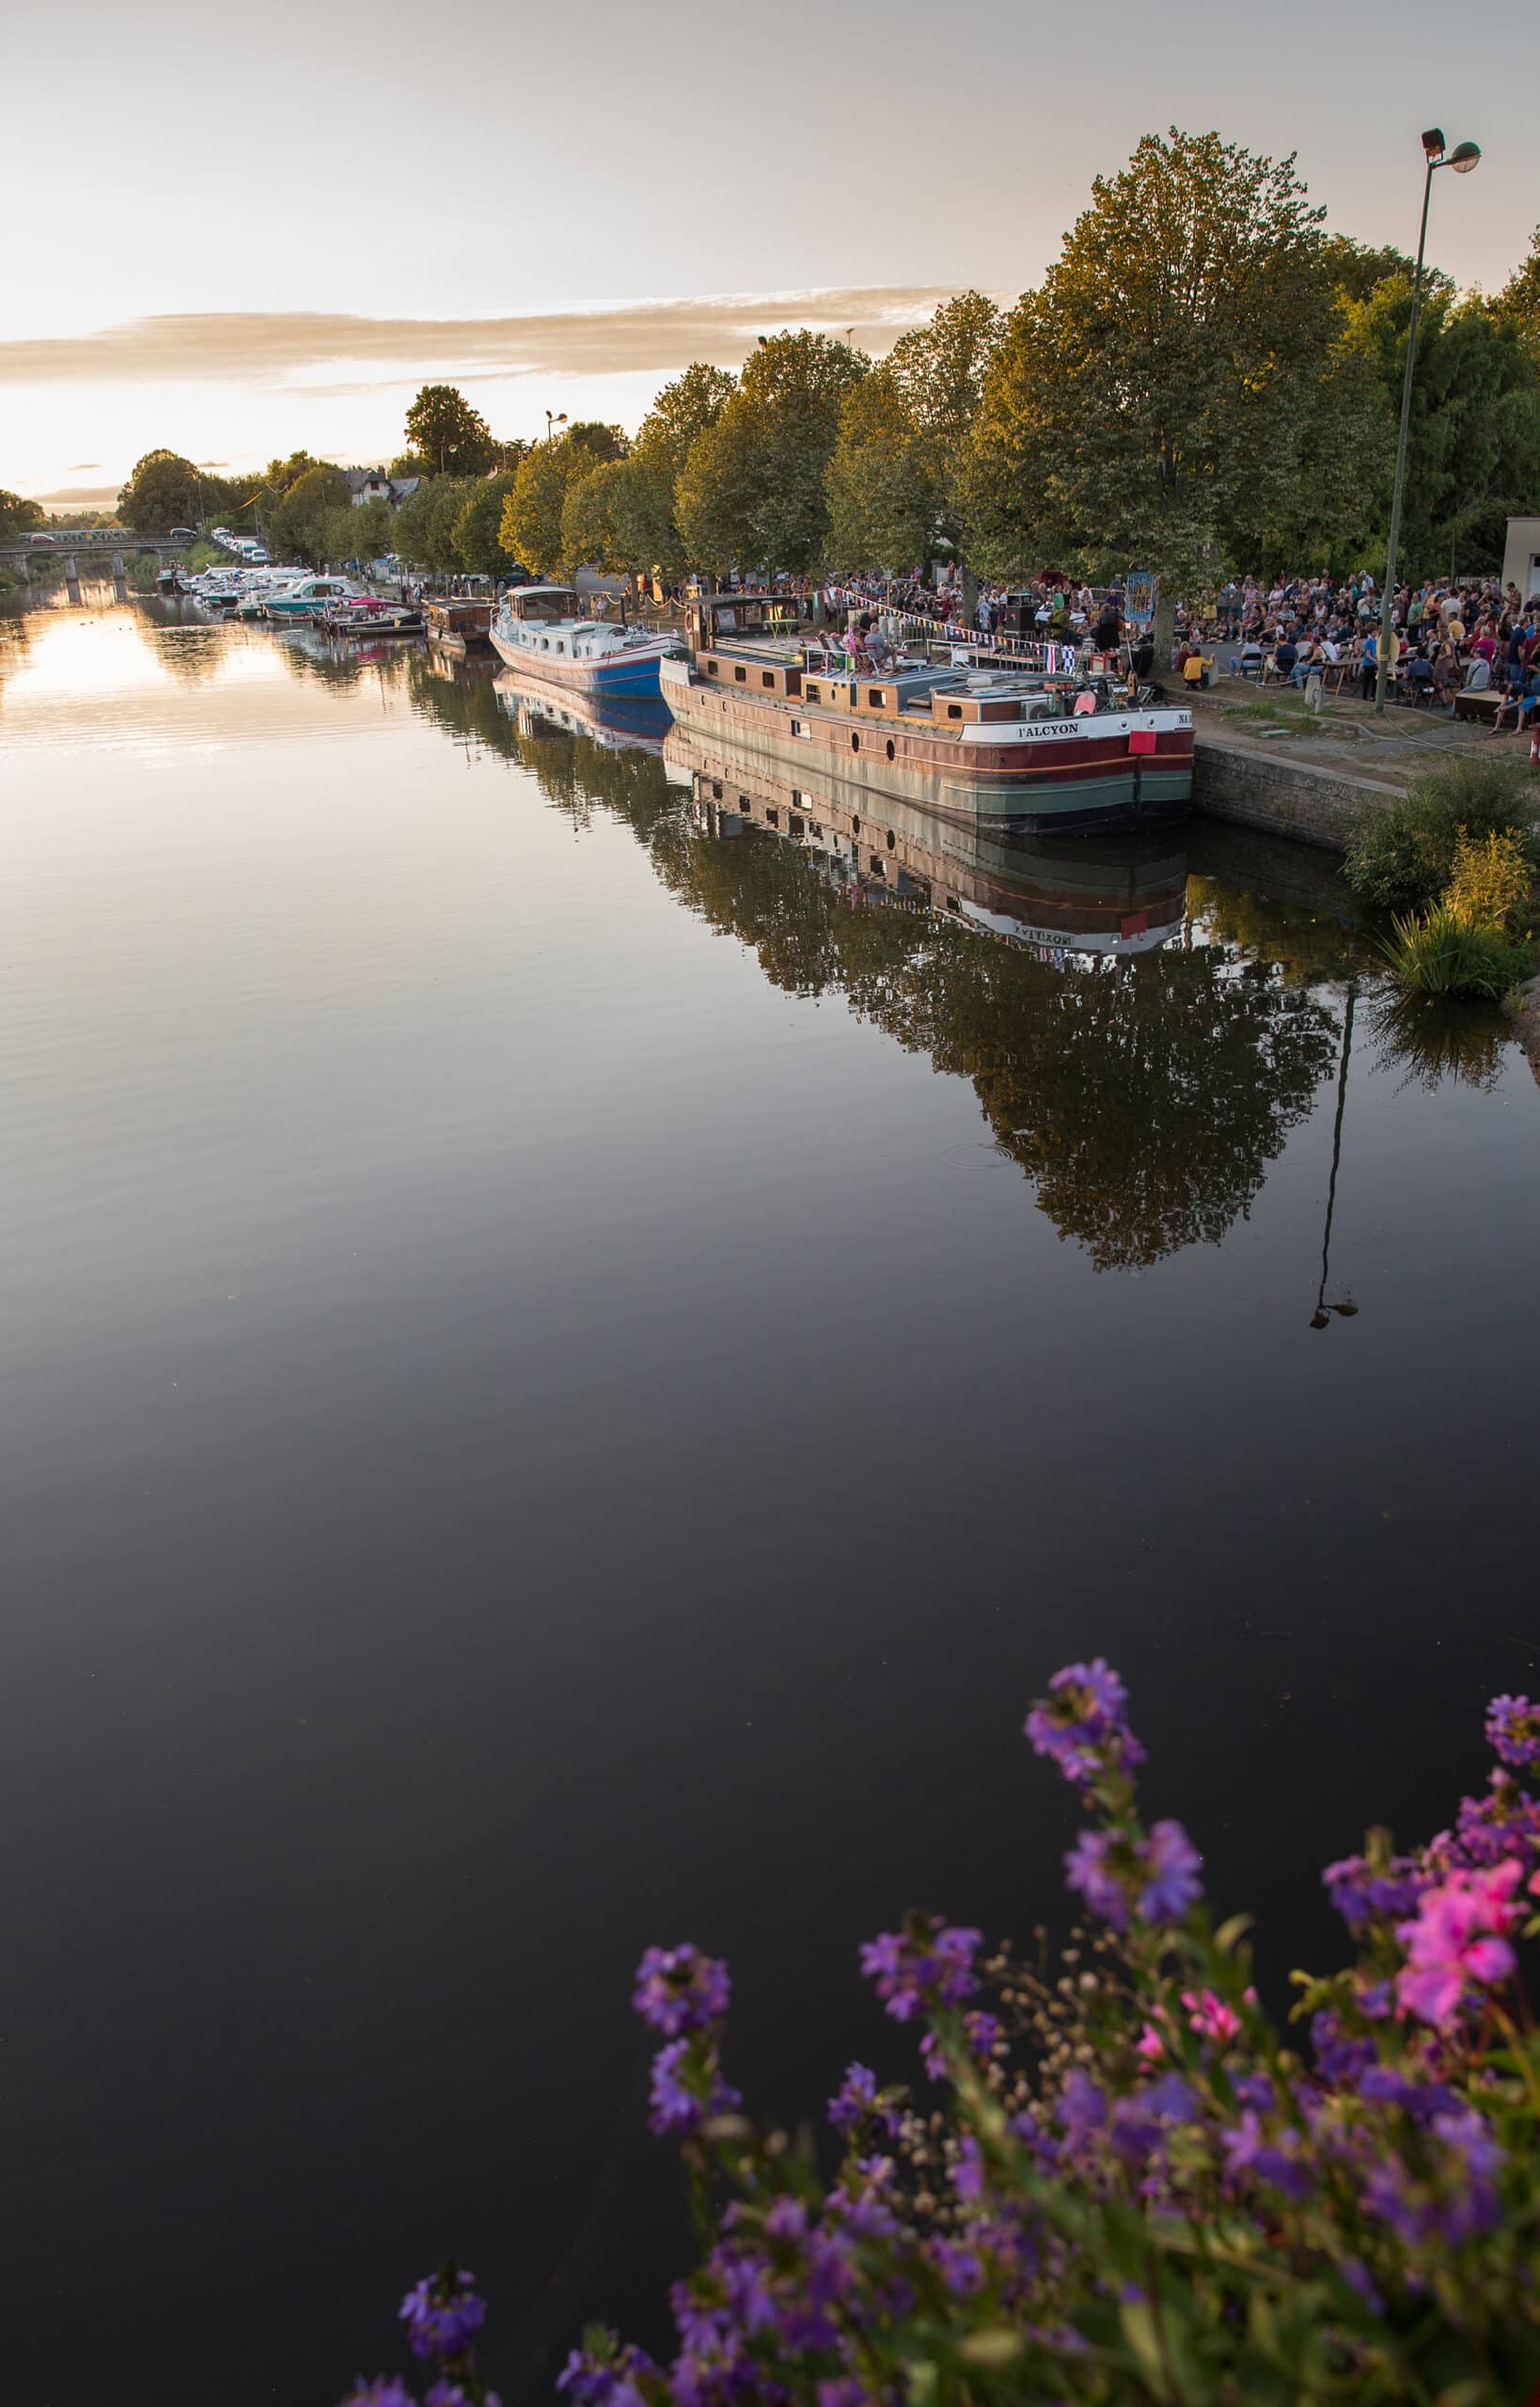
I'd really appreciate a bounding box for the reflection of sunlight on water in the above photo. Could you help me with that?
[0,593,413,752]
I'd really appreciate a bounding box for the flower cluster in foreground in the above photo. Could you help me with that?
[342,1667,1540,2404]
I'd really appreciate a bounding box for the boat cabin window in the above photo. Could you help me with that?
[517,590,580,623]
[869,690,885,708]
[805,683,820,702]
[707,660,720,677]
[733,666,747,683]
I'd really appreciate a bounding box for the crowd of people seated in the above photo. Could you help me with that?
[815,565,1540,734]
[1176,573,1540,728]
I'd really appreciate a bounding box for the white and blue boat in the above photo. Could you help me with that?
[260,574,364,620]
[488,585,680,696]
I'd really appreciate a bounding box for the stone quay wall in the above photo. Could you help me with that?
[1192,731,1401,853]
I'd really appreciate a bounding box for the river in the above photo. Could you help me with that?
[3,590,1536,2406]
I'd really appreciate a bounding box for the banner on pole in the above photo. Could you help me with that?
[1125,569,1156,627]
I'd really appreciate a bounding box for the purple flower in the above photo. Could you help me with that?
[647,2039,742,2137]
[1340,2258,1384,2317]
[558,2337,656,2407]
[1357,2065,1459,2125]
[928,2237,984,2296]
[1322,1852,1424,1931]
[1057,2069,1106,2153]
[1143,2071,1199,2124]
[827,2061,893,2133]
[1220,2112,1312,2203]
[399,2272,486,2364]
[1447,1770,1540,1871]
[1025,1659,1145,1787]
[816,2383,869,2407]
[1363,2109,1503,2248]
[340,2383,414,2407]
[1064,1828,1127,1927]
[858,1917,981,2022]
[1232,2074,1275,2113]
[1485,1693,1540,1768]
[632,1944,731,2037]
[1311,2010,1375,2085]
[1138,1820,1202,1923]
[952,2133,985,2201]
[427,2387,502,2407]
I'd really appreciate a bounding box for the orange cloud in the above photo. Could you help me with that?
[0,289,976,389]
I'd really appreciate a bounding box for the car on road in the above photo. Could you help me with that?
[27,531,55,546]
[168,527,196,541]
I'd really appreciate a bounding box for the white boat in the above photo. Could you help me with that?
[488,585,680,696]
[260,574,364,620]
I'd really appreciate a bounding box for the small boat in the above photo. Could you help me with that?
[315,597,423,637]
[488,585,681,696]
[657,594,1192,835]
[260,574,365,620]
[423,597,495,655]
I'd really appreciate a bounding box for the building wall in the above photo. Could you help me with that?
[1501,517,1540,600]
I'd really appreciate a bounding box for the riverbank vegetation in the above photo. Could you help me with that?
[1344,756,1538,917]
[338,1662,1540,2405]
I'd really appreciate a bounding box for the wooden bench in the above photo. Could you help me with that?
[1454,690,1503,725]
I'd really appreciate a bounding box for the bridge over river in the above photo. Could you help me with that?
[0,528,194,584]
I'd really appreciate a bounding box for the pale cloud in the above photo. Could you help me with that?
[0,288,976,390]
[66,460,102,470]
[32,484,124,512]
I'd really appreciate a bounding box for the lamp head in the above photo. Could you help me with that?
[1422,127,1446,158]
[1449,140,1481,172]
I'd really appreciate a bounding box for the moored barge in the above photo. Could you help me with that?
[661,597,1192,835]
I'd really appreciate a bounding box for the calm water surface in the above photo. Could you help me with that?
[3,593,1536,2405]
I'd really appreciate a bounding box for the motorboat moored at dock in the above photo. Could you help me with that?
[488,585,681,696]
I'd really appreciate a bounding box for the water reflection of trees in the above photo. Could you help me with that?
[402,666,1342,1271]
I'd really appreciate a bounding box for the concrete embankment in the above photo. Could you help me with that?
[1192,727,1406,851]
[1186,676,1536,855]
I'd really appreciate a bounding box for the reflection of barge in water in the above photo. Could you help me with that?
[660,593,1193,837]
[664,723,1186,959]
[493,669,673,756]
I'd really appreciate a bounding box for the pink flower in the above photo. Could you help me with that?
[1395,1860,1523,2031]
[1181,1989,1241,2044]
[1136,2022,1165,2062]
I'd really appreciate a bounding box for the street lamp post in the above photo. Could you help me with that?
[544,410,568,442]
[1375,129,1481,714]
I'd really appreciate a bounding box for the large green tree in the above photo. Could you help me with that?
[1340,278,1540,578]
[825,365,939,572]
[676,330,868,575]
[268,464,352,564]
[500,423,628,574]
[597,362,738,574]
[394,477,479,572]
[453,473,522,574]
[318,495,394,567]
[1495,225,1540,354]
[961,131,1379,638]
[825,293,1003,574]
[118,449,212,532]
[0,489,45,541]
[403,385,494,478]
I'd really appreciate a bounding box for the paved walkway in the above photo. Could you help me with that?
[1187,670,1534,795]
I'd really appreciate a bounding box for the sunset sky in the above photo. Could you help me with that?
[6,0,1532,511]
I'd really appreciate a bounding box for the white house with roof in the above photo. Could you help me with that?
[344,470,422,510]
